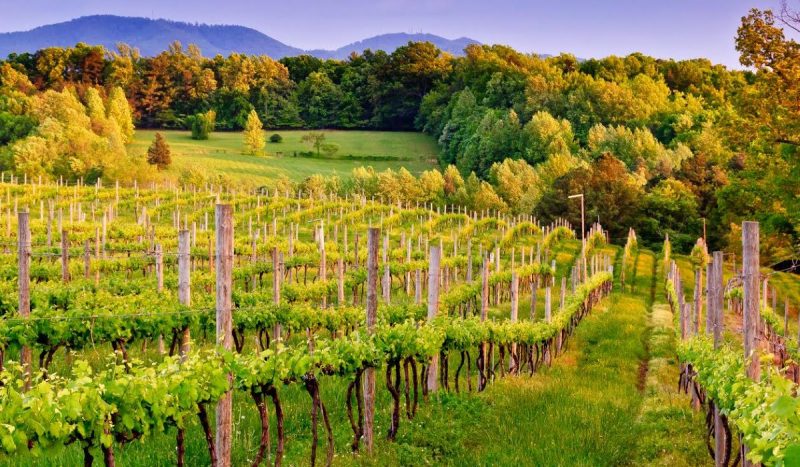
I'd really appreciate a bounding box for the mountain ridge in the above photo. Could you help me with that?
[0,15,481,59]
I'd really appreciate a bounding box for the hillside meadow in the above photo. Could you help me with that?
[128,130,438,184]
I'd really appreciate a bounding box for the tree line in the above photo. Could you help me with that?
[0,5,798,259]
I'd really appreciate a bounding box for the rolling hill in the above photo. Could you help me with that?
[0,15,480,58]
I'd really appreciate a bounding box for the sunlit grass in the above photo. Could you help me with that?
[129,130,438,185]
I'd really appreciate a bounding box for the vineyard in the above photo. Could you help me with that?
[0,178,617,466]
[664,226,800,467]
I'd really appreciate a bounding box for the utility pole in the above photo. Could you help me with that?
[568,193,585,280]
[568,193,585,249]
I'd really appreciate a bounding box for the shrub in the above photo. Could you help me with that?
[321,142,340,157]
[189,110,216,140]
[269,133,283,143]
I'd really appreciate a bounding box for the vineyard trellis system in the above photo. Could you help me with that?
[0,178,616,466]
[664,222,800,467]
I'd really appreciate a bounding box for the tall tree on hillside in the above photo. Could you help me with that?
[371,42,452,129]
[106,87,135,143]
[736,5,800,146]
[729,4,800,255]
[147,132,171,169]
[296,71,343,128]
[243,109,265,155]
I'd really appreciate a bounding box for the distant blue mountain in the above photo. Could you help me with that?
[311,33,480,59]
[0,15,481,59]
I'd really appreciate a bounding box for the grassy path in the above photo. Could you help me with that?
[439,250,709,466]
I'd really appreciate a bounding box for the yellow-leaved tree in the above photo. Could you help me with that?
[243,110,265,155]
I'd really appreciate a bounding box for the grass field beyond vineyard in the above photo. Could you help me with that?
[129,130,438,184]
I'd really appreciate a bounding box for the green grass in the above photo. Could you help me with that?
[450,291,648,465]
[631,251,707,466]
[130,130,438,185]
[436,248,707,466]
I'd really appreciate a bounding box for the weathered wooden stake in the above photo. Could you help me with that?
[544,279,552,322]
[83,240,91,279]
[363,227,380,454]
[382,234,390,303]
[61,230,70,282]
[155,243,166,355]
[510,271,519,372]
[18,211,31,388]
[178,230,191,359]
[319,222,327,308]
[710,251,724,467]
[427,246,441,392]
[742,221,760,383]
[480,256,489,390]
[337,258,345,306]
[693,268,702,335]
[272,247,282,342]
[215,204,234,467]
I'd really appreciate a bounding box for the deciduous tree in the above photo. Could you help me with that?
[243,109,265,155]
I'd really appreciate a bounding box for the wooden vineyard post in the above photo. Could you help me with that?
[215,204,234,467]
[382,233,390,304]
[742,221,760,382]
[741,222,760,467]
[479,256,489,391]
[94,228,100,285]
[415,268,422,305]
[155,244,164,292]
[337,257,345,306]
[404,233,410,295]
[101,211,107,256]
[46,201,53,247]
[493,247,500,305]
[18,210,31,388]
[467,239,473,283]
[545,277,552,322]
[363,227,380,454]
[61,230,70,282]
[710,251,725,467]
[706,259,714,336]
[272,247,282,342]
[250,234,258,292]
[83,240,91,278]
[530,274,539,320]
[510,271,519,374]
[693,268,701,335]
[155,243,166,355]
[319,222,327,308]
[354,232,360,268]
[178,230,191,359]
[427,245,441,392]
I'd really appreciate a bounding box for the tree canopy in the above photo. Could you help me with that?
[1,14,799,259]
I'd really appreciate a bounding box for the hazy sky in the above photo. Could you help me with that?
[0,0,786,67]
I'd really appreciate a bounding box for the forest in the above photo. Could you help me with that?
[0,7,798,260]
